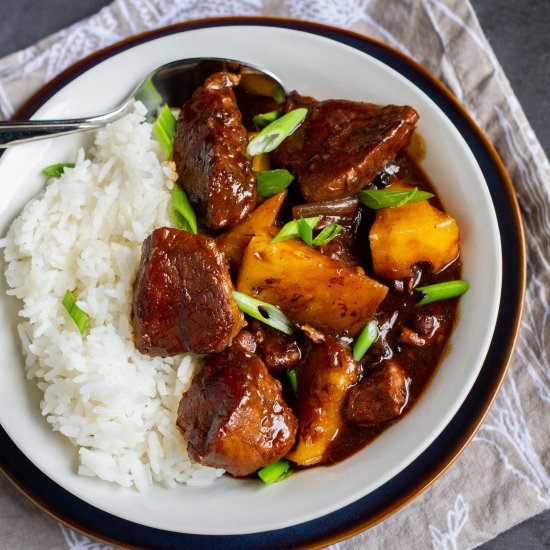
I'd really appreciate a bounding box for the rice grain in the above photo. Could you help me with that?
[2,105,224,491]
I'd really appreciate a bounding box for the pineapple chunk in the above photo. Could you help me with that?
[369,182,459,280]
[252,151,271,172]
[236,234,388,337]
[216,191,286,271]
[287,339,359,466]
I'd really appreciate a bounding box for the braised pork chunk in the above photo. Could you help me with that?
[177,344,297,476]
[133,227,244,356]
[173,72,256,229]
[345,361,409,426]
[273,93,419,202]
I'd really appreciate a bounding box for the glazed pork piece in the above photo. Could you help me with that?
[132,227,244,356]
[243,320,302,374]
[344,361,409,426]
[173,71,256,229]
[177,343,297,476]
[273,92,419,202]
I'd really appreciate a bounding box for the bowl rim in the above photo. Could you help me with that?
[0,15,526,550]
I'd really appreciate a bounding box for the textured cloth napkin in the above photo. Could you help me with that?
[1,1,549,549]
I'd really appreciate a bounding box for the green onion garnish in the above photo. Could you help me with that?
[135,76,163,114]
[286,369,298,396]
[298,216,314,247]
[62,290,90,334]
[171,185,197,234]
[271,217,319,244]
[42,163,75,178]
[253,110,281,129]
[153,104,177,159]
[352,319,378,361]
[415,280,469,306]
[256,169,294,197]
[258,460,290,484]
[312,223,343,246]
[272,217,342,248]
[247,108,308,156]
[358,188,434,209]
[232,291,294,335]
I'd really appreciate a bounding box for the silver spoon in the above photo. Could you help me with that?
[0,58,286,147]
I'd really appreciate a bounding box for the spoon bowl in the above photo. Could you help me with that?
[0,57,285,147]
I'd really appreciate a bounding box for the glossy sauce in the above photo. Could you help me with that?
[235,97,461,467]
[326,149,461,464]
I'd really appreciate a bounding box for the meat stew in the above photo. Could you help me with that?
[132,70,465,482]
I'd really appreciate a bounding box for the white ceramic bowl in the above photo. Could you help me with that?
[0,25,501,535]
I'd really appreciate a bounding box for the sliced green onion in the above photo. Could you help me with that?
[276,470,293,482]
[272,216,342,248]
[135,76,163,114]
[415,280,469,306]
[42,163,75,178]
[153,104,177,159]
[312,223,343,246]
[247,108,308,156]
[253,110,281,128]
[286,369,298,396]
[358,188,434,209]
[271,217,319,244]
[352,319,378,361]
[298,216,314,247]
[256,169,294,197]
[232,291,294,335]
[258,460,290,484]
[171,185,197,234]
[62,290,90,334]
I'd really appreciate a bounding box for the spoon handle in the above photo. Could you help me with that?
[0,110,125,147]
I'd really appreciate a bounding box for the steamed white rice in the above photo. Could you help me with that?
[1,103,224,490]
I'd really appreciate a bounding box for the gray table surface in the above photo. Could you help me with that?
[0,1,549,548]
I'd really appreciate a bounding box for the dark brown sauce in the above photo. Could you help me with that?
[326,151,461,464]
[235,92,461,468]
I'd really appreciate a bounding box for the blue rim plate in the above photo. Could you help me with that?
[0,17,525,549]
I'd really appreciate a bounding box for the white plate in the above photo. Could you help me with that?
[0,25,501,535]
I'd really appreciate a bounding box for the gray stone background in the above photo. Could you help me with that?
[0,0,548,548]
